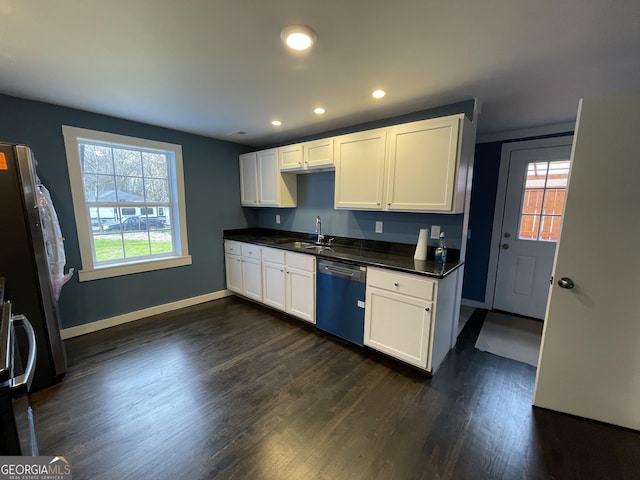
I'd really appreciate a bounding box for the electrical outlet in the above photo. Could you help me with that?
[375,221,383,234]
[431,225,441,239]
[275,215,281,224]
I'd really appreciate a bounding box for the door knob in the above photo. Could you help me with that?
[501,244,510,250]
[557,277,575,289]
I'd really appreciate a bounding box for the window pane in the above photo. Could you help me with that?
[542,189,565,215]
[150,231,173,255]
[145,179,170,203]
[525,162,548,189]
[540,215,562,241]
[546,161,570,188]
[81,144,113,175]
[143,152,168,178]
[114,148,143,177]
[93,233,125,262]
[116,175,144,201]
[522,189,544,214]
[123,231,152,258]
[519,214,540,240]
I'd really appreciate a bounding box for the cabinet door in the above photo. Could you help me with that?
[334,129,387,210]
[386,116,461,212]
[305,138,334,169]
[286,267,315,323]
[279,144,304,171]
[262,261,286,311]
[242,258,263,302]
[257,148,279,205]
[239,153,258,206]
[364,286,432,369]
[225,253,243,294]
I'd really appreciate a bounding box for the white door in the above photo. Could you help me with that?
[257,148,278,205]
[534,95,640,430]
[285,267,315,323]
[262,261,285,311]
[492,139,572,319]
[241,258,262,302]
[239,153,257,206]
[334,129,387,210]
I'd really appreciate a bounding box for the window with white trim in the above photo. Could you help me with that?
[62,126,191,281]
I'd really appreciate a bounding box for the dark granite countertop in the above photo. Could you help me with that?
[223,228,463,278]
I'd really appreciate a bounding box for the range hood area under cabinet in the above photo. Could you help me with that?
[238,112,475,213]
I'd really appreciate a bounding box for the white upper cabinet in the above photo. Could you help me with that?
[304,138,334,170]
[278,144,304,171]
[386,115,462,212]
[239,153,258,205]
[279,138,334,172]
[241,112,474,213]
[334,128,387,210]
[240,148,297,207]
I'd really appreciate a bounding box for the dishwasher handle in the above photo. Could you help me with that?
[318,260,366,282]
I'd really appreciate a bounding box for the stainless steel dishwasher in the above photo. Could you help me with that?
[316,259,366,346]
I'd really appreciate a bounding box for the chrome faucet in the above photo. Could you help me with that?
[315,216,324,244]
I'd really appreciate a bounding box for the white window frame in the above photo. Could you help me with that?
[62,126,191,281]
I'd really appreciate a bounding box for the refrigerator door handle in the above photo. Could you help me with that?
[10,314,37,394]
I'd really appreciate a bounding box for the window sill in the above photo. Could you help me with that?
[78,255,192,282]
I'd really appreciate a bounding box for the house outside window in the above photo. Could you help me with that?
[62,126,191,281]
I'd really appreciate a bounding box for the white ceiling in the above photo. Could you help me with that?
[0,1,638,147]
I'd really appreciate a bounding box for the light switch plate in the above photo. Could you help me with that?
[275,214,281,224]
[375,221,383,233]
[431,225,441,239]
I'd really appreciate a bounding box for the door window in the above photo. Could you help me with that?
[519,160,570,241]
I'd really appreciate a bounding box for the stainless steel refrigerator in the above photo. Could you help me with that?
[0,142,67,392]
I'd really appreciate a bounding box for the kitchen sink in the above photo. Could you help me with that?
[282,241,332,252]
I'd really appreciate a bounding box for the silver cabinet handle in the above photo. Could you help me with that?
[10,314,37,393]
[558,277,575,289]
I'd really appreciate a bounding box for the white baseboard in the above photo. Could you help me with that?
[61,289,232,339]
[461,298,488,309]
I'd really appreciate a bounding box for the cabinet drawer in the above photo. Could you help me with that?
[224,240,242,255]
[241,243,262,260]
[286,251,315,272]
[262,247,285,264]
[367,267,434,301]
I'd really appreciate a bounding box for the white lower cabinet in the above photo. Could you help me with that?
[224,241,243,294]
[284,251,315,324]
[365,287,432,369]
[262,248,286,311]
[226,242,315,323]
[225,253,243,294]
[364,266,456,373]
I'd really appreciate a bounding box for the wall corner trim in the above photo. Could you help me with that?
[61,290,232,339]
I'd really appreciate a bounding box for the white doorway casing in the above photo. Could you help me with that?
[485,136,573,317]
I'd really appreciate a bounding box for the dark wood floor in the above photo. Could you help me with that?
[30,298,640,480]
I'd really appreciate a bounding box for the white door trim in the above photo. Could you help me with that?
[485,136,574,311]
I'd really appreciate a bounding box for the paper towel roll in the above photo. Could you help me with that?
[414,228,429,260]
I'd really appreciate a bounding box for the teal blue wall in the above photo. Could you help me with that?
[251,100,476,249]
[256,172,464,248]
[0,94,253,328]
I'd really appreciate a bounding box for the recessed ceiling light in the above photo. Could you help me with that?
[372,89,386,99]
[271,120,282,126]
[281,25,317,51]
[314,107,326,115]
